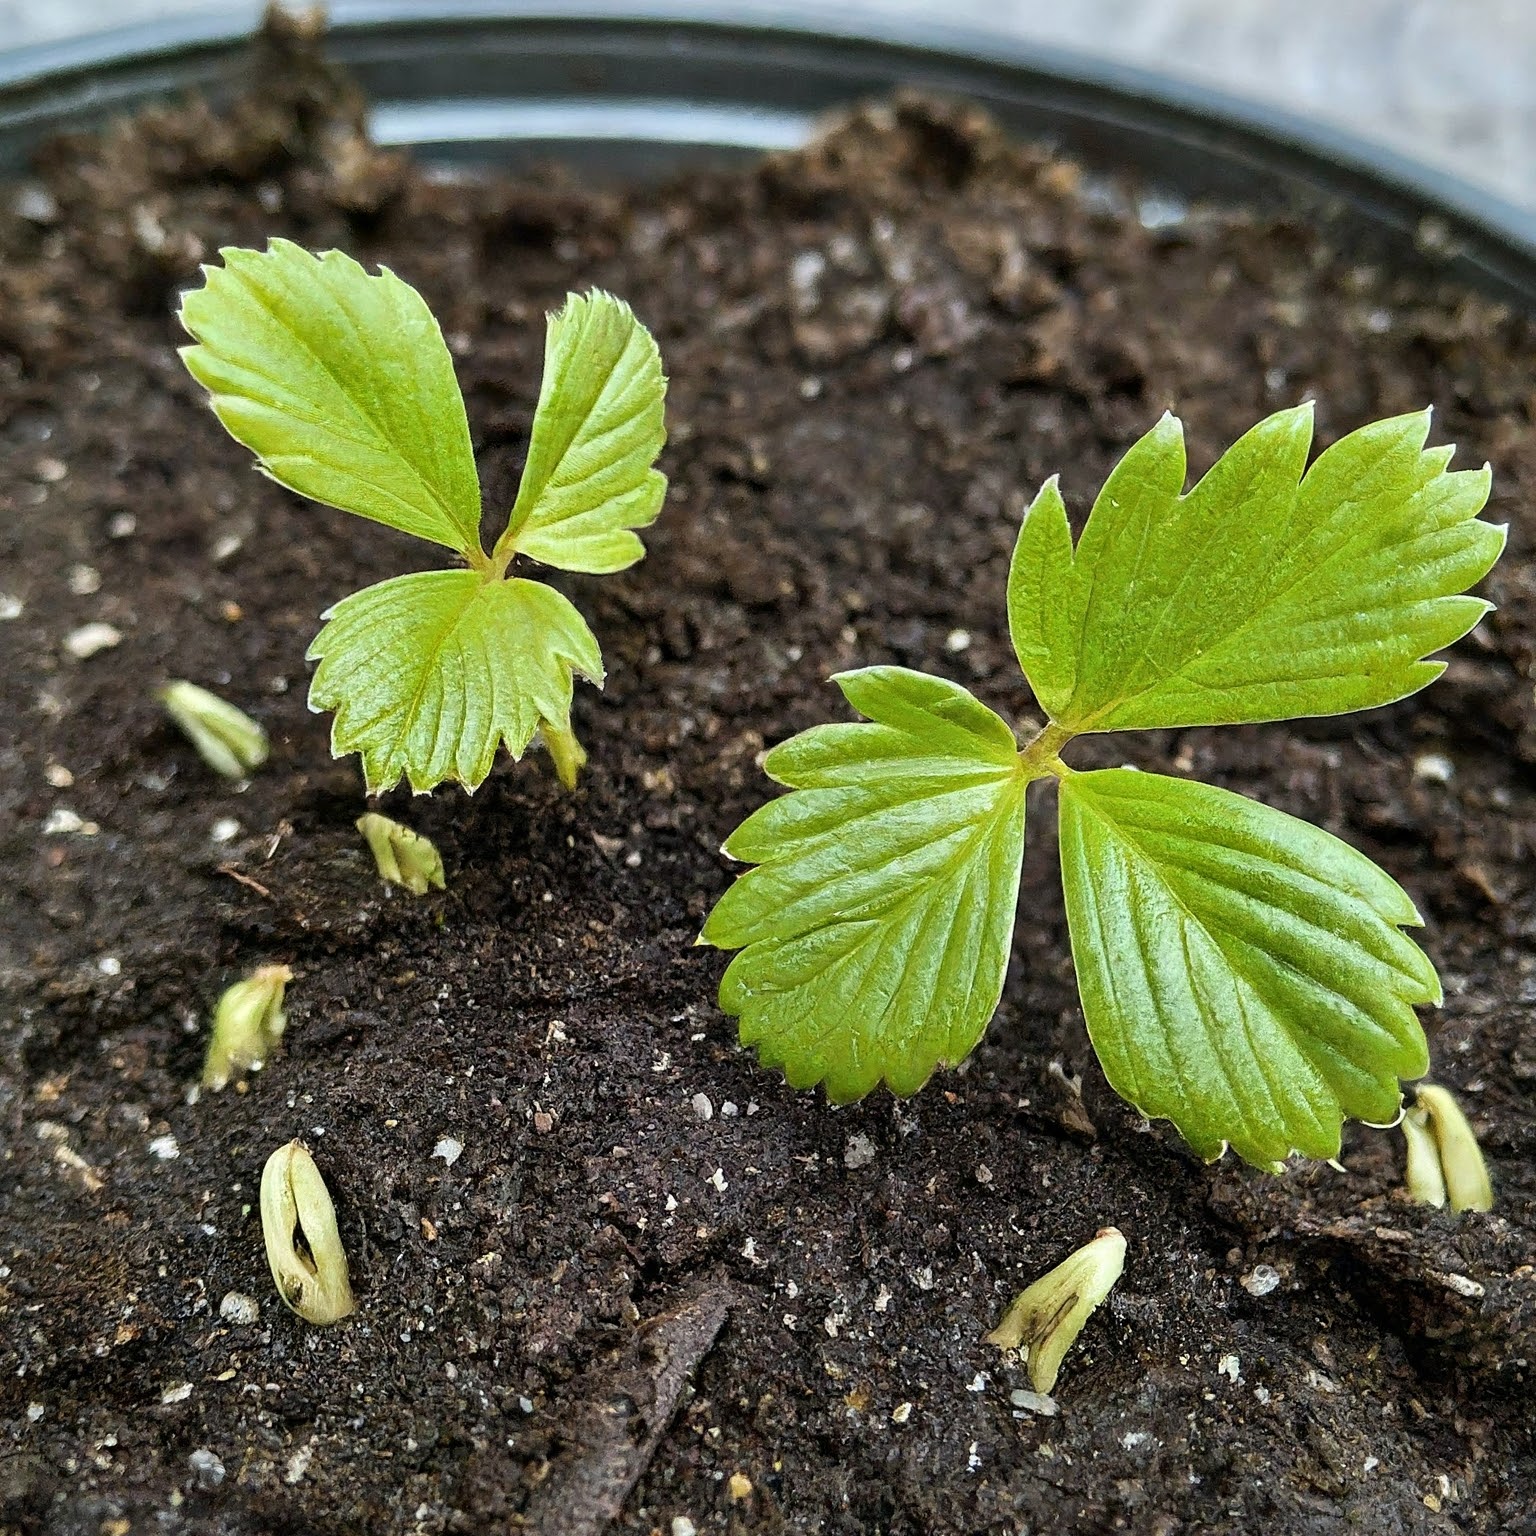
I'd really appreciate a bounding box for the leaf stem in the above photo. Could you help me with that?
[1019,719,1075,781]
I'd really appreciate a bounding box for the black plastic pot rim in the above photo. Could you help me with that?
[2,0,1535,298]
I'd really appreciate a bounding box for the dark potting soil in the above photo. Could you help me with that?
[2,20,1535,1536]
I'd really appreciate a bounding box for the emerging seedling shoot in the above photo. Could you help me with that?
[702,406,1504,1169]
[179,241,667,794]
[160,680,269,780]
[987,1227,1127,1394]
[260,1139,355,1325]
[202,964,292,1090]
[1401,1083,1494,1211]
[357,812,446,895]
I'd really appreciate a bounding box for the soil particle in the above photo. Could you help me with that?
[1,19,1534,1536]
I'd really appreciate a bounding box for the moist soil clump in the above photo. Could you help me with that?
[2,23,1534,1536]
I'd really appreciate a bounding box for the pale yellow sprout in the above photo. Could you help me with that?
[159,680,269,779]
[356,812,446,895]
[202,964,292,1090]
[986,1227,1126,1393]
[260,1140,356,1325]
[1404,1084,1493,1213]
[1400,1102,1447,1208]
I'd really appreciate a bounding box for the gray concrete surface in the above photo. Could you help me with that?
[1,1,1532,210]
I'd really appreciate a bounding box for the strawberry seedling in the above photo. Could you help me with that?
[180,240,666,793]
[702,406,1503,1168]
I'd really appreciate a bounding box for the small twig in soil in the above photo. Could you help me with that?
[217,863,274,900]
[521,1277,732,1536]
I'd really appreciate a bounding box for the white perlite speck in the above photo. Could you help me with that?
[691,1092,714,1121]
[1241,1264,1281,1297]
[63,622,122,659]
[1218,1353,1241,1382]
[148,1134,180,1161]
[1431,1270,1486,1299]
[160,1382,193,1404]
[12,185,57,223]
[1009,1388,1058,1416]
[188,1449,226,1487]
[219,1291,260,1325]
[671,1519,697,1536]
[432,1137,464,1167]
[43,807,99,836]
[843,1133,876,1169]
[1413,752,1455,784]
[789,249,825,294]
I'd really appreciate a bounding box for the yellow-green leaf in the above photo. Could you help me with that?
[308,570,601,794]
[180,240,483,557]
[495,291,667,574]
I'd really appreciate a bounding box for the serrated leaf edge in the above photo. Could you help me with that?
[306,571,603,797]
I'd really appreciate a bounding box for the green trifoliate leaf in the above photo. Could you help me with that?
[308,569,602,794]
[494,290,667,574]
[179,239,483,557]
[701,666,1028,1102]
[1008,406,1503,731]
[1058,768,1437,1168]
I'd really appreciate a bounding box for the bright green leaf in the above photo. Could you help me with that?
[1007,474,1077,719]
[700,667,1027,1102]
[1057,768,1436,1168]
[308,569,602,794]
[179,239,483,557]
[494,290,667,575]
[1008,407,1503,732]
